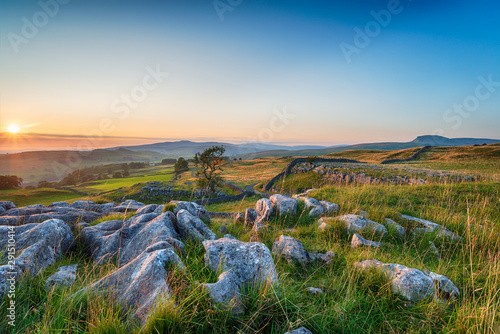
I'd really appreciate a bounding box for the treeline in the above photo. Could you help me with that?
[0,175,23,190]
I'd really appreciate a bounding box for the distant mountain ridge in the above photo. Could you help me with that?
[114,140,328,156]
[236,135,500,159]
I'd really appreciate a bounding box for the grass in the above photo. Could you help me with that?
[1,147,500,333]
[0,188,84,207]
[75,168,175,194]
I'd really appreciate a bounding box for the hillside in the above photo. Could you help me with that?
[0,148,163,184]
[236,135,500,160]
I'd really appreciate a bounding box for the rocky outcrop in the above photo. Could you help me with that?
[354,259,459,302]
[270,195,297,215]
[176,210,217,242]
[0,219,75,297]
[351,234,381,248]
[272,235,334,265]
[80,212,186,265]
[173,201,211,222]
[401,215,462,241]
[202,238,279,313]
[335,214,388,238]
[0,201,123,230]
[45,264,78,289]
[78,247,184,325]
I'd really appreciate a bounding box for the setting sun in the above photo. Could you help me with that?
[8,124,20,133]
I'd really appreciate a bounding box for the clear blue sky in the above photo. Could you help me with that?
[1,0,499,146]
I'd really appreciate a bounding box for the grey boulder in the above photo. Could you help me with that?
[336,214,388,238]
[284,327,313,334]
[255,198,273,223]
[78,247,184,325]
[354,259,459,302]
[176,209,217,242]
[401,215,462,242]
[272,235,334,265]
[202,238,279,312]
[351,233,381,248]
[270,195,297,215]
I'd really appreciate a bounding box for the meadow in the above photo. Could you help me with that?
[1,144,499,333]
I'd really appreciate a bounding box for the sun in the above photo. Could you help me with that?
[8,124,20,133]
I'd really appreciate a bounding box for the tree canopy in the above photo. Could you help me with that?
[193,146,226,191]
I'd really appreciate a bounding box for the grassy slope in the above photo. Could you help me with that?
[0,188,85,207]
[0,148,164,183]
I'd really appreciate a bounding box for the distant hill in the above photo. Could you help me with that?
[236,135,500,159]
[114,140,327,156]
[0,148,163,184]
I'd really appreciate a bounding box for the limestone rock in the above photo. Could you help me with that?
[176,209,217,243]
[336,214,388,238]
[255,198,273,223]
[401,215,462,242]
[45,264,78,289]
[270,195,297,215]
[0,219,75,297]
[79,248,184,325]
[384,218,406,238]
[351,233,381,248]
[202,238,279,312]
[354,259,459,302]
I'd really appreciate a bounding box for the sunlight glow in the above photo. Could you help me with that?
[8,124,20,133]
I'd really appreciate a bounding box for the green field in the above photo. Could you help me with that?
[0,188,85,207]
[74,167,175,194]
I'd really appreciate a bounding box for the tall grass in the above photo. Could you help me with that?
[1,181,499,333]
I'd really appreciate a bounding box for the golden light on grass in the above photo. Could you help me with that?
[8,124,20,133]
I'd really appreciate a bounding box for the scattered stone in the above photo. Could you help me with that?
[306,287,323,295]
[284,327,313,334]
[272,235,311,265]
[45,264,78,289]
[336,214,388,238]
[401,215,462,242]
[219,225,229,234]
[224,234,237,240]
[309,205,325,217]
[384,218,406,238]
[272,235,334,265]
[255,198,273,222]
[309,251,335,265]
[320,201,339,214]
[245,208,258,226]
[270,194,297,215]
[317,218,332,232]
[302,197,320,208]
[202,238,279,313]
[354,259,459,302]
[351,233,381,248]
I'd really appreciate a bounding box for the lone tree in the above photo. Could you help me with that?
[193,145,225,191]
[174,157,189,173]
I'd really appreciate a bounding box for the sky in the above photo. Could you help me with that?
[1,0,499,150]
